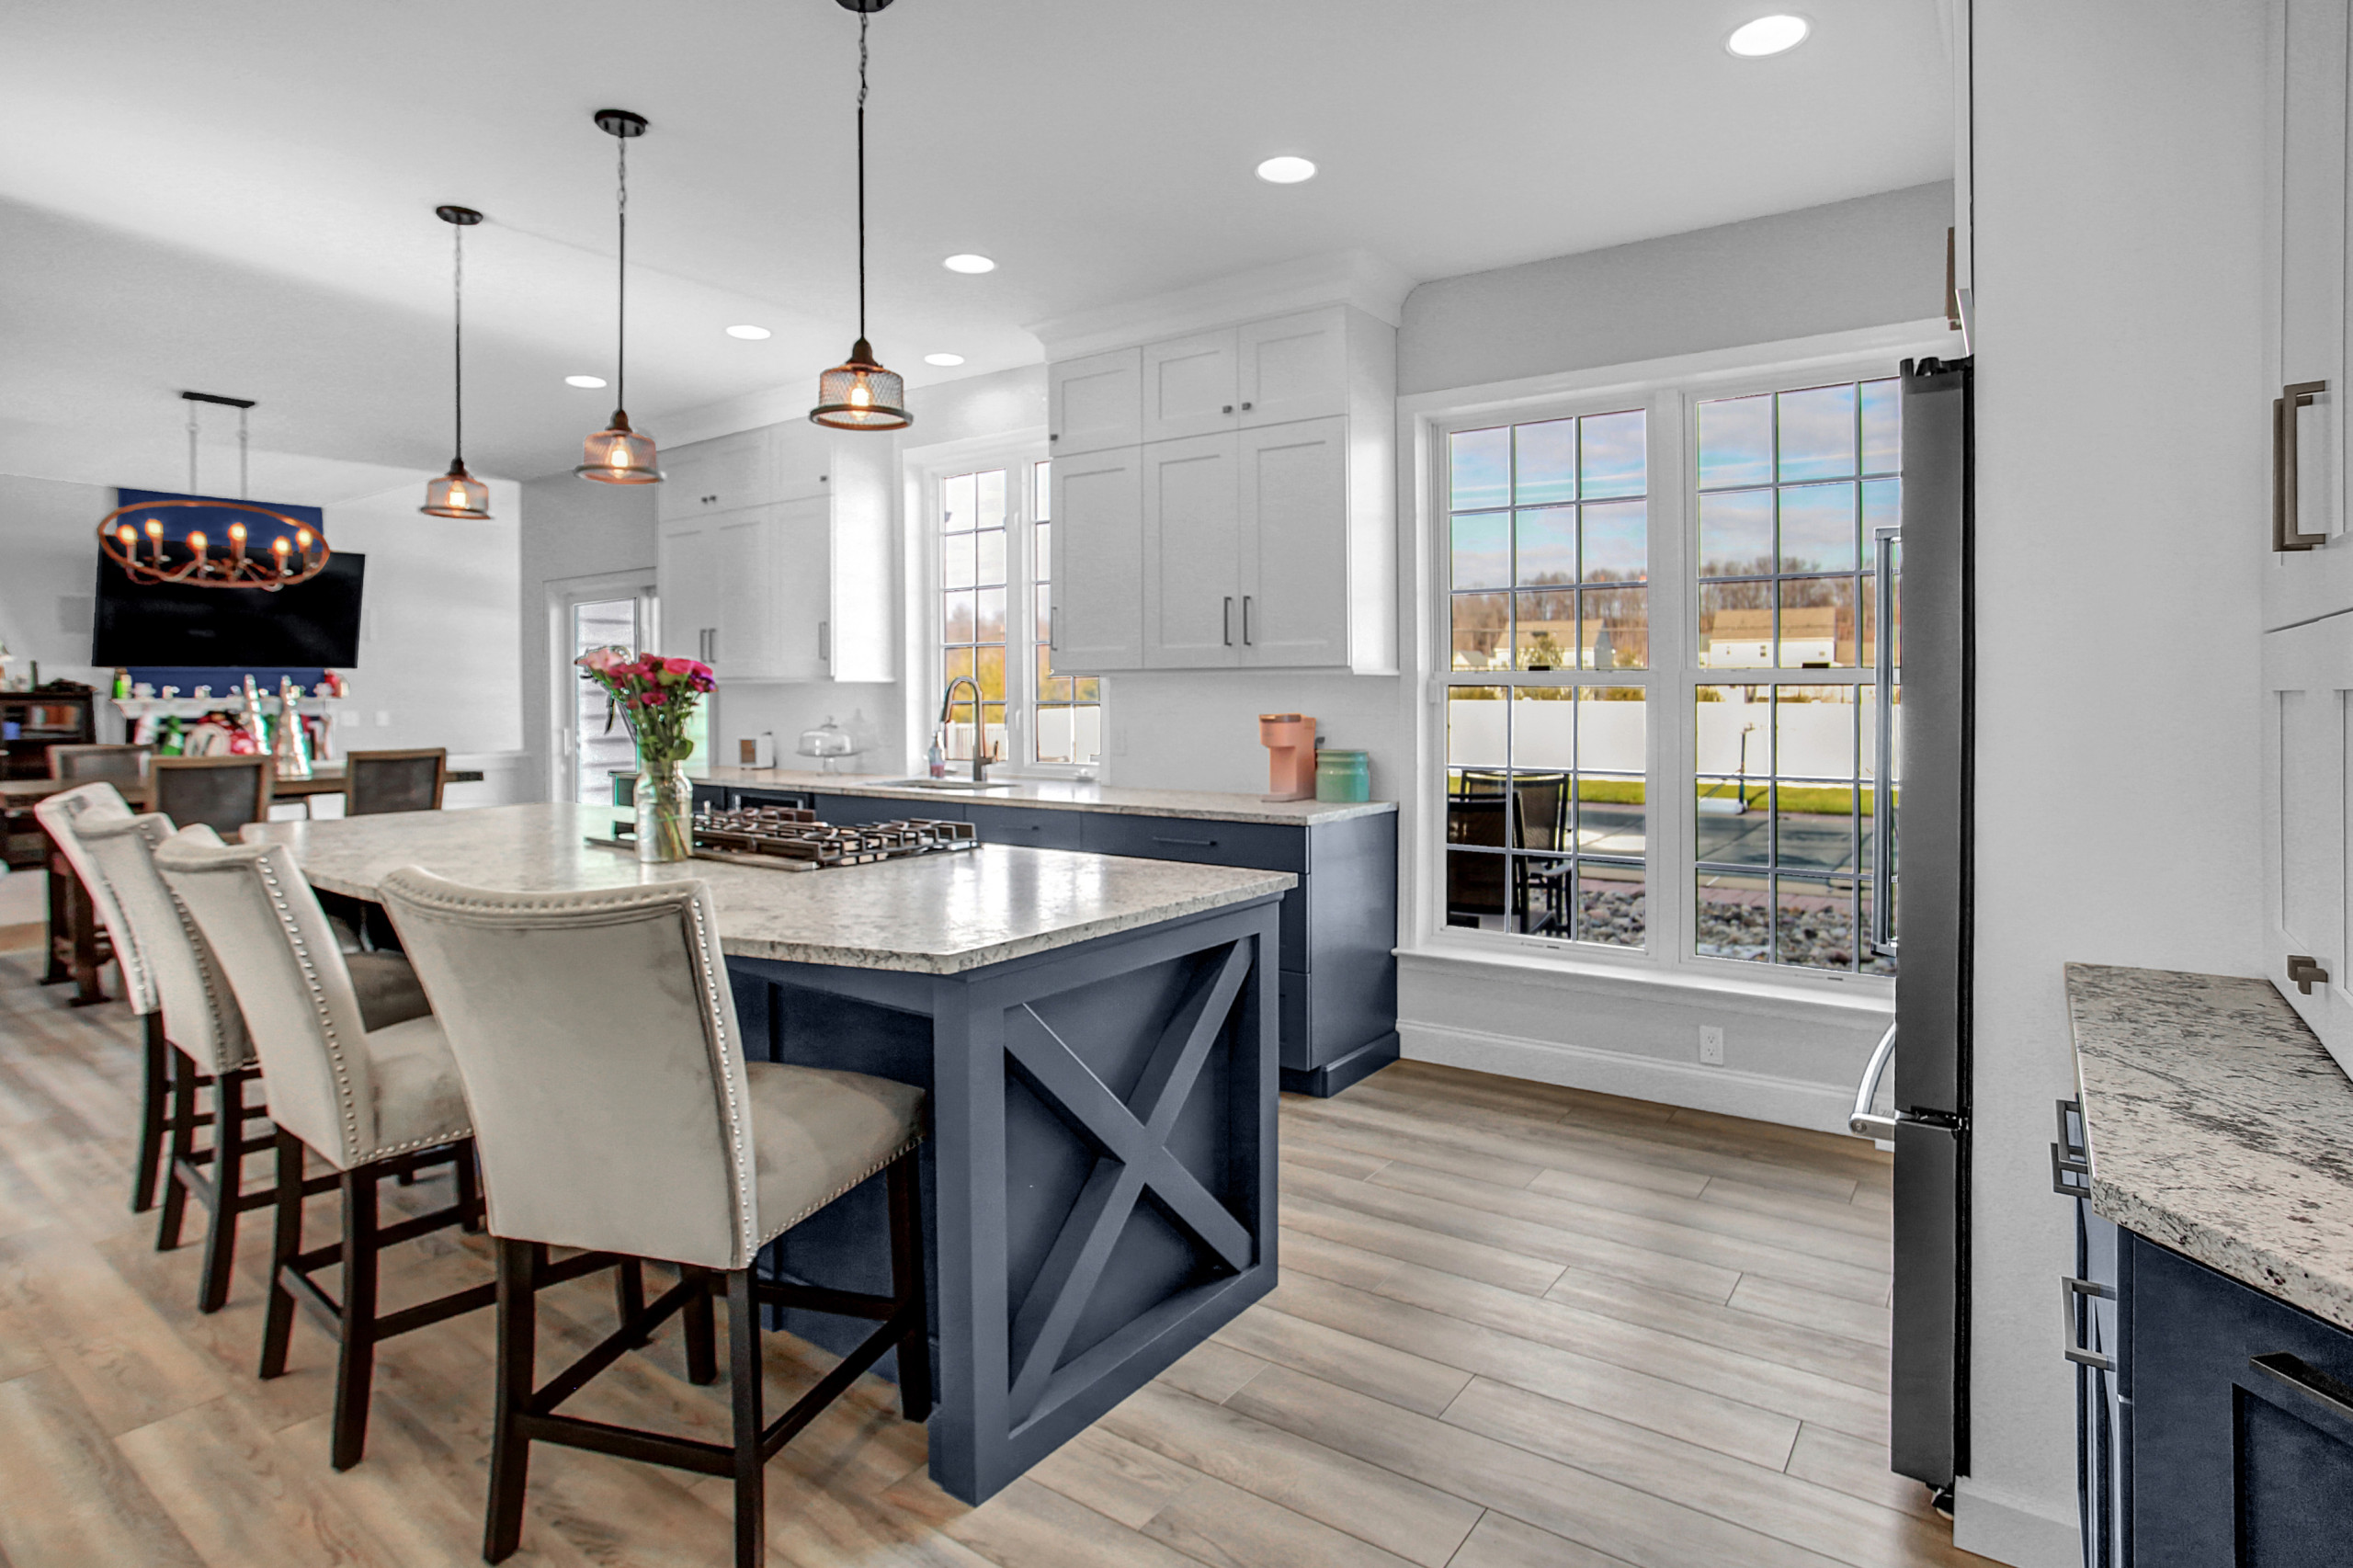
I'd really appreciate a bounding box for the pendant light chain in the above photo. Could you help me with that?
[452,220,465,460]
[616,134,629,413]
[858,6,869,341]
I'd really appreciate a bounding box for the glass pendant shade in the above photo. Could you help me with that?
[811,339,910,430]
[420,458,491,519]
[575,411,663,483]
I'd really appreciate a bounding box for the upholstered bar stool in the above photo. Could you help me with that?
[380,869,929,1568]
[154,830,491,1469]
[34,782,166,1203]
[78,814,434,1312]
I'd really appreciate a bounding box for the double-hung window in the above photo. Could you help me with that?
[934,458,1101,771]
[1438,364,1903,981]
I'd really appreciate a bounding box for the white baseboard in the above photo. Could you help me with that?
[1400,1018,1857,1134]
[1951,1478,2080,1568]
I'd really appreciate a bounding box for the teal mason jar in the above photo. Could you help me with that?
[1314,748,1370,802]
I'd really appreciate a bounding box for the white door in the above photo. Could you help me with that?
[2264,612,2353,1069]
[1238,308,1348,429]
[1238,417,1349,667]
[1049,447,1145,673]
[654,517,719,662]
[2267,0,2353,626]
[552,577,654,810]
[1142,434,1242,667]
[1141,329,1240,443]
[1049,347,1142,457]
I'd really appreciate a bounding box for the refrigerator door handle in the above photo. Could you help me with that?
[1849,1020,1900,1137]
[2063,1276,2118,1370]
[1870,523,1902,957]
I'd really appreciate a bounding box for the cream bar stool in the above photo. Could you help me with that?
[380,869,929,1568]
[154,830,491,1470]
[35,782,171,1209]
[78,815,434,1312]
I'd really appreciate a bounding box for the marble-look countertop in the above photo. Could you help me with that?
[2066,962,2353,1331]
[244,802,1292,975]
[689,766,1395,826]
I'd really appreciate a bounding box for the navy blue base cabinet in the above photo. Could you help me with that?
[2064,1113,2353,1564]
[758,790,1399,1098]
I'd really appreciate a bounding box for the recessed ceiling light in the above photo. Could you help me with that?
[1726,14,1810,56]
[943,254,996,274]
[1255,155,1317,185]
[924,352,966,367]
[564,374,608,389]
[724,324,772,340]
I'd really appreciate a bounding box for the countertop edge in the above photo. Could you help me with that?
[692,769,1397,826]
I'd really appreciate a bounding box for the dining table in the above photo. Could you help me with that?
[242,801,1289,1505]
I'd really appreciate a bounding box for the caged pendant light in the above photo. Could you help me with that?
[810,0,911,432]
[421,205,493,518]
[576,108,664,483]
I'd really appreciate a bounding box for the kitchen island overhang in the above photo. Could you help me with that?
[244,802,1290,1504]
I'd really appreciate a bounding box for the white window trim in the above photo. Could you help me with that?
[1399,317,1960,1002]
[905,434,1100,780]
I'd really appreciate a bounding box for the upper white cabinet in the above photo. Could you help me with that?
[1044,302,1395,674]
[2266,0,2353,627]
[654,428,892,684]
[1049,348,1142,457]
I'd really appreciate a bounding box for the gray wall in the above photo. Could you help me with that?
[1399,181,1955,395]
[517,473,658,801]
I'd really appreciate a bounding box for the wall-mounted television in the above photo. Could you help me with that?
[91,547,366,667]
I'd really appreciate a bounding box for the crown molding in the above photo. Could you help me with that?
[1027,248,1417,361]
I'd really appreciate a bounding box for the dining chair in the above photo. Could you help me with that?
[78,813,435,1312]
[380,869,929,1568]
[151,755,275,837]
[47,744,151,783]
[154,828,491,1470]
[343,748,448,815]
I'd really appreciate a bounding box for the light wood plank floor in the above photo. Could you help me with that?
[0,944,1993,1568]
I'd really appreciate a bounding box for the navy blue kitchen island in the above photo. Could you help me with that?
[249,802,1292,1506]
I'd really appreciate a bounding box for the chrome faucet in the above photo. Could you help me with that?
[940,676,988,782]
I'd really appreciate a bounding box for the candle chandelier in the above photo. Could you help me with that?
[810,0,911,431]
[422,204,493,518]
[97,393,329,590]
[576,108,664,483]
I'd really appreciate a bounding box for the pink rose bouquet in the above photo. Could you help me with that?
[574,647,716,767]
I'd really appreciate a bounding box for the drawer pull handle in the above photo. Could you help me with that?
[2062,1276,2116,1371]
[2251,1353,2353,1423]
[1152,835,1216,847]
[2289,954,2330,994]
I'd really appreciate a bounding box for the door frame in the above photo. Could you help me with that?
[545,569,658,806]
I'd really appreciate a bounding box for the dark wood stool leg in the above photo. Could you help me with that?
[330,1164,381,1471]
[456,1142,483,1233]
[155,1046,198,1253]
[726,1267,766,1568]
[483,1238,538,1563]
[615,1258,647,1345]
[196,1068,248,1313]
[258,1131,304,1379]
[683,1267,718,1386]
[131,1012,168,1213]
[886,1153,932,1421]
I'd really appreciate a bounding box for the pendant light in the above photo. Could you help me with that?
[576,108,664,483]
[810,0,912,431]
[421,205,493,518]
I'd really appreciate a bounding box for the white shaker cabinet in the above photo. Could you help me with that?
[656,427,773,523]
[1142,435,1244,667]
[1048,348,1142,458]
[1048,448,1145,674]
[1142,330,1243,443]
[2266,0,2353,626]
[2262,614,2353,1074]
[655,514,722,664]
[1238,417,1350,666]
[1237,310,1348,429]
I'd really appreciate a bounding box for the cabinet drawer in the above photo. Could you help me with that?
[962,803,1086,851]
[1078,812,1306,873]
[813,793,964,826]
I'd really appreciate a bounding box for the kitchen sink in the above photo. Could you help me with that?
[880,778,1017,792]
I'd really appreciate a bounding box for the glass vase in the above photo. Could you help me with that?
[635,760,694,864]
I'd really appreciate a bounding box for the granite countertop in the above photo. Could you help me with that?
[688,765,1395,826]
[2065,962,2353,1331]
[244,801,1292,975]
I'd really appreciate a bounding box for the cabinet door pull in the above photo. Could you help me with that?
[1222,404,1233,415]
[1243,595,1253,645]
[1241,401,1253,412]
[2061,1277,2116,1370]
[1223,597,1233,646]
[2289,954,2330,994]
[2277,381,2329,551]
[1151,835,1217,847]
[2251,1353,2353,1423]
[1050,433,1060,442]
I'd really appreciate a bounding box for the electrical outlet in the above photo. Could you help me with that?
[1699,1026,1725,1065]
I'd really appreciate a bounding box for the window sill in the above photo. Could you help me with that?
[1397,935,1894,1022]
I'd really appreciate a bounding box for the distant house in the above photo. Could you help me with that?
[1704,607,1839,666]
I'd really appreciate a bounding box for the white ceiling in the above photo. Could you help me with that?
[0,0,1952,499]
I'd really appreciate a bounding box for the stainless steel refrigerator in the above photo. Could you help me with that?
[1851,354,1972,1511]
